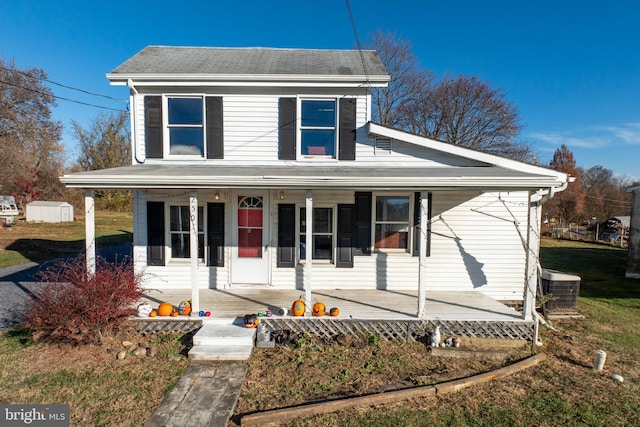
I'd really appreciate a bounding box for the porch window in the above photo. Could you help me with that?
[300,207,334,261]
[375,196,410,250]
[166,97,204,156]
[169,205,204,259]
[300,99,336,157]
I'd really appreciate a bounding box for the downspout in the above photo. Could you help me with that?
[127,79,145,164]
[530,178,571,347]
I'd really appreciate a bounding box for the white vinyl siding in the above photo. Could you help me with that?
[132,190,231,290]
[270,190,529,301]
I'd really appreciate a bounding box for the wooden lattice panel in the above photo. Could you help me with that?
[262,318,533,342]
[131,319,202,336]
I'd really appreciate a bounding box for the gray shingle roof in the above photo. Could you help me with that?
[110,46,389,77]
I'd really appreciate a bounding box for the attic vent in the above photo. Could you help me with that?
[375,137,392,155]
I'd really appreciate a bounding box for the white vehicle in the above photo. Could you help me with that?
[0,195,19,226]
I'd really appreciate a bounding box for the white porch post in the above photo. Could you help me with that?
[417,191,429,318]
[189,191,199,314]
[85,189,96,276]
[305,191,313,315]
[523,192,542,321]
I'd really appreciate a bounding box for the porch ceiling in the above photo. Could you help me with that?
[61,164,562,190]
[140,289,525,322]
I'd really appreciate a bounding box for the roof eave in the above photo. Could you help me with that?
[60,174,564,191]
[107,73,390,87]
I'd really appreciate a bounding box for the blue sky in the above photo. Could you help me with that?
[1,0,639,180]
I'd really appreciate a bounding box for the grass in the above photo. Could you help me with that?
[0,328,189,426]
[0,210,132,268]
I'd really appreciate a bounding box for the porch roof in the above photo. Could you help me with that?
[61,164,564,190]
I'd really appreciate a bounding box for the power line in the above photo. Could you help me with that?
[0,65,128,103]
[345,0,371,87]
[0,78,127,112]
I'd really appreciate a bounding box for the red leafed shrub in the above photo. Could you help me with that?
[22,255,145,345]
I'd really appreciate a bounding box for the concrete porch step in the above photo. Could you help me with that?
[188,344,254,361]
[188,323,256,361]
[192,323,256,347]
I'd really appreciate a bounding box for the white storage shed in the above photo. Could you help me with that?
[26,201,74,223]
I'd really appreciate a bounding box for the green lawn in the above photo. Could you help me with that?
[0,210,132,268]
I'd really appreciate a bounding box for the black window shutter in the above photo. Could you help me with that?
[278,98,296,160]
[144,96,163,159]
[337,204,354,268]
[338,98,356,160]
[147,201,165,266]
[207,203,225,267]
[206,97,223,159]
[413,192,432,257]
[277,204,296,267]
[354,192,372,256]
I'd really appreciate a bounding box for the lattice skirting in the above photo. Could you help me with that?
[131,319,203,336]
[261,318,534,342]
[127,318,533,342]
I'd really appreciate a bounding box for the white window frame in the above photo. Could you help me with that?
[298,205,336,264]
[163,94,206,160]
[297,96,339,160]
[373,193,413,253]
[166,204,206,263]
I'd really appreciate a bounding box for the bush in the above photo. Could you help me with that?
[22,255,144,344]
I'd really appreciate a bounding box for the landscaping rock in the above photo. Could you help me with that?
[133,347,147,357]
[116,350,127,360]
[122,340,133,347]
[147,346,158,357]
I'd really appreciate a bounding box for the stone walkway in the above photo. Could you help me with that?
[146,362,247,427]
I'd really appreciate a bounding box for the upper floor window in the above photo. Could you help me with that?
[375,195,411,251]
[300,99,336,157]
[167,97,204,156]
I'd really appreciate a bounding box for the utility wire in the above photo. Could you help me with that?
[345,0,371,87]
[0,79,127,112]
[0,65,128,103]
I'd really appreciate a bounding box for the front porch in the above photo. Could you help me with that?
[141,289,523,321]
[135,289,535,342]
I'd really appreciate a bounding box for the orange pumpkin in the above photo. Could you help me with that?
[157,302,174,316]
[291,298,305,316]
[171,310,179,317]
[329,307,340,317]
[312,302,326,317]
[149,310,157,317]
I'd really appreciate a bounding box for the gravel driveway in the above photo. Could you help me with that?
[0,244,132,330]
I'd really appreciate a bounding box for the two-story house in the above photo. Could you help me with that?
[61,46,569,322]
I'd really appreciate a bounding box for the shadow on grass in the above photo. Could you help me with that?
[540,246,639,299]
[5,231,132,264]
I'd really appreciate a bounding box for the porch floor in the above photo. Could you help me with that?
[140,289,525,322]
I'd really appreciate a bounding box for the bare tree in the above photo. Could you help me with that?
[73,111,131,170]
[0,57,64,206]
[367,32,531,161]
[72,111,131,210]
[405,75,529,160]
[580,165,632,220]
[365,30,432,128]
